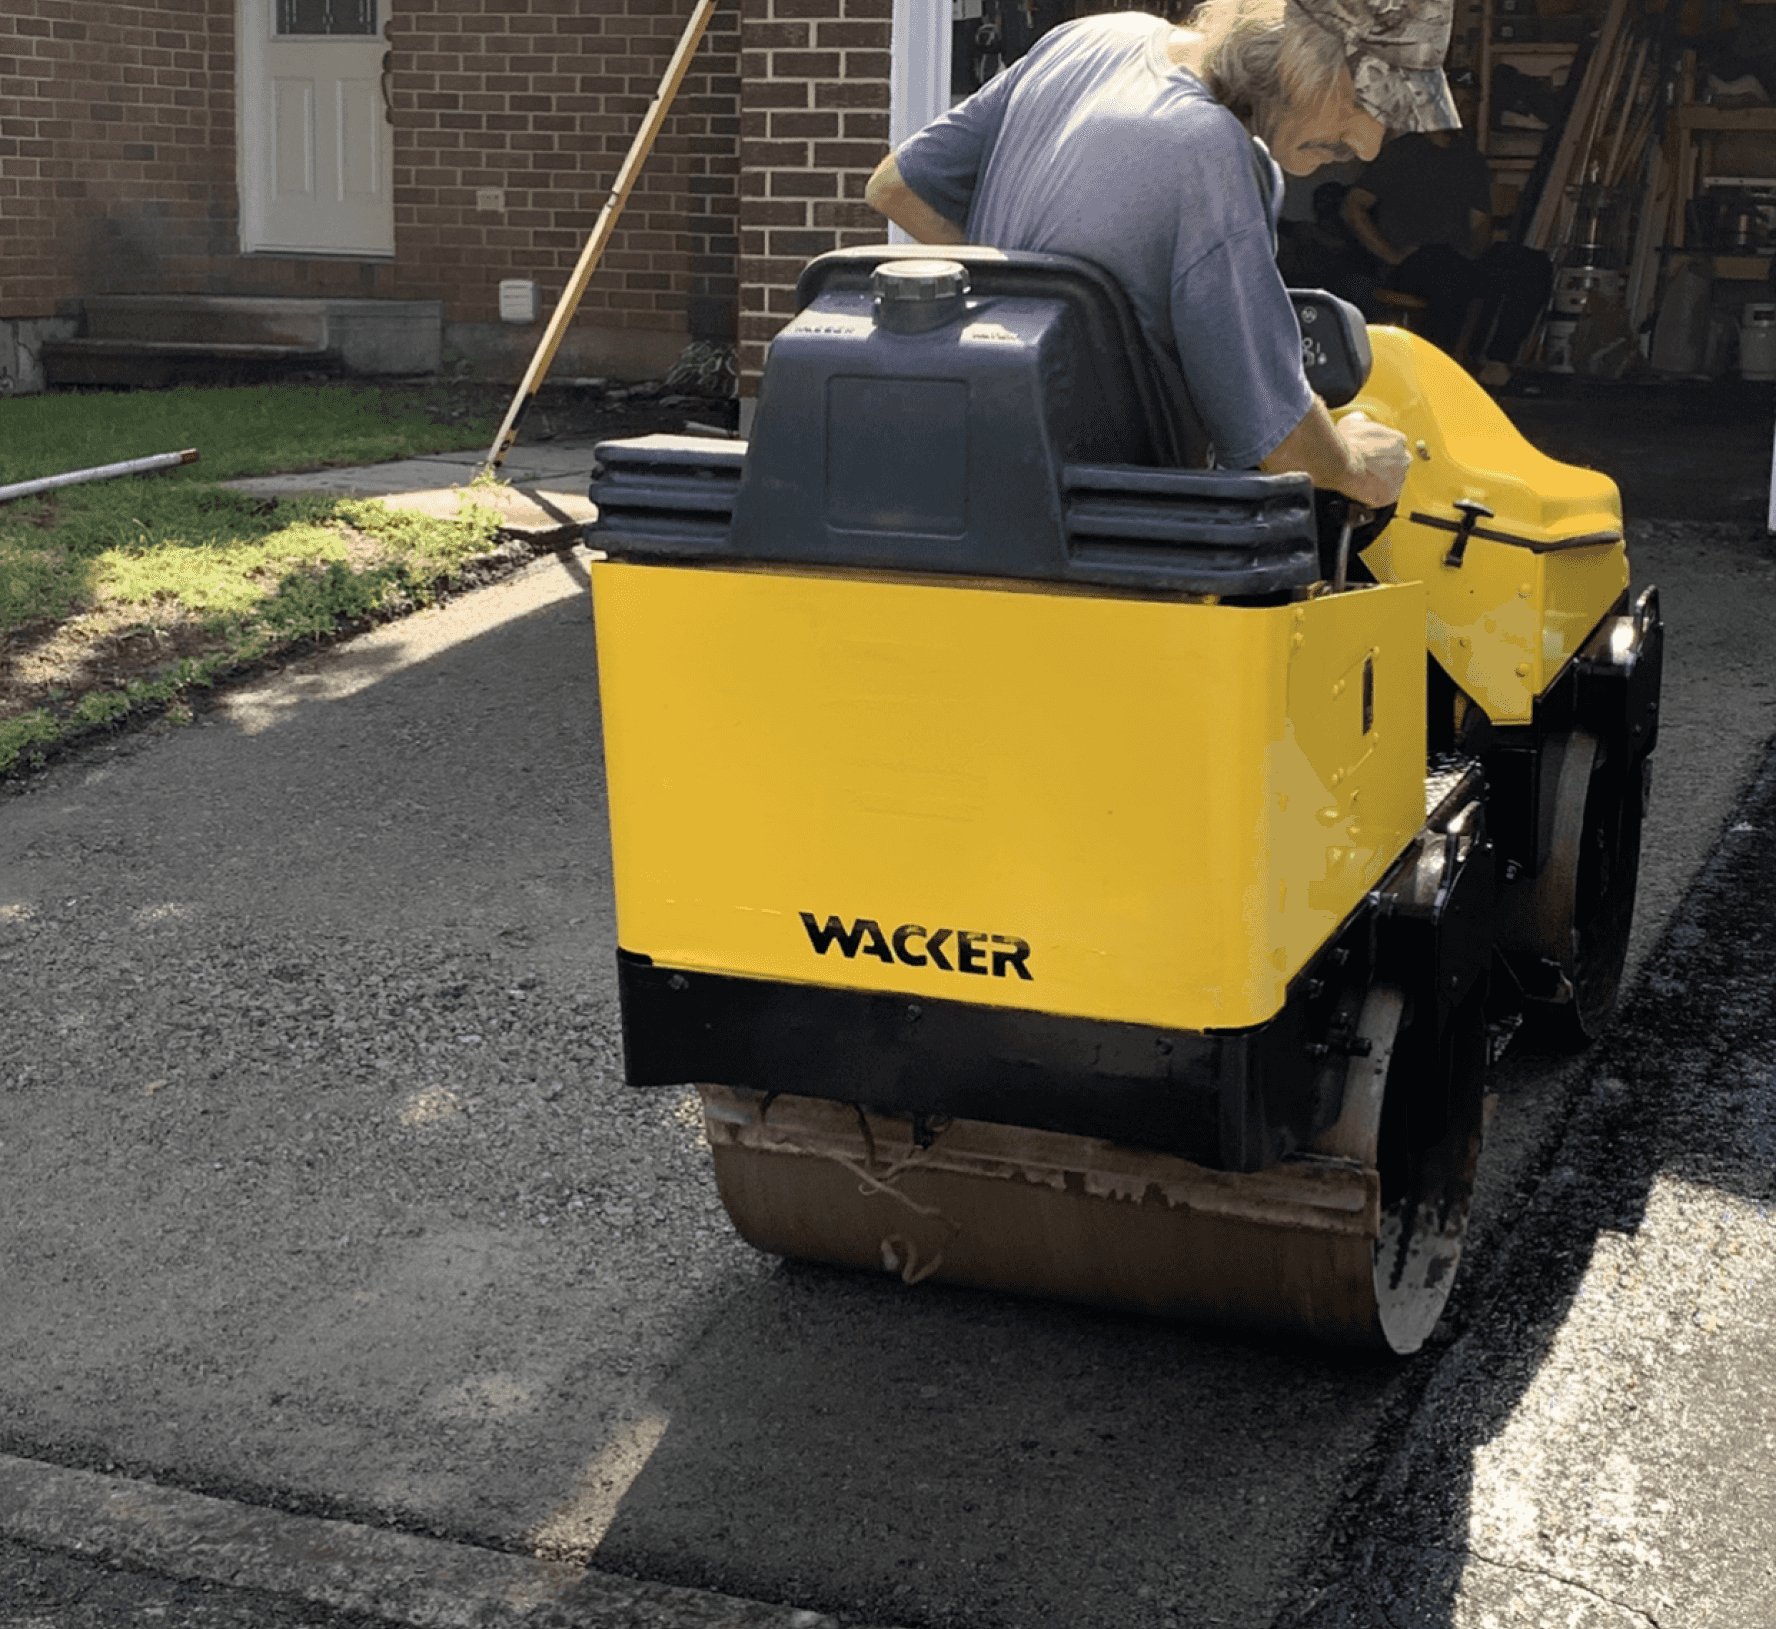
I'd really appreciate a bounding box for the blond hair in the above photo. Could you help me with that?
[1188,0,1349,138]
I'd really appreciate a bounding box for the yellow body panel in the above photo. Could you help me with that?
[591,562,1427,1032]
[1349,329,1629,723]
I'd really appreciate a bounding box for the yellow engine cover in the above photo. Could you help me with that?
[1348,329,1629,724]
[591,562,1426,1033]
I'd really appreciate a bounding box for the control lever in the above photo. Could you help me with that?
[1333,505,1373,593]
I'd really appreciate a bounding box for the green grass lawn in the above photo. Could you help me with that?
[1,382,501,774]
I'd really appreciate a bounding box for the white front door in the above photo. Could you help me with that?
[238,0,394,257]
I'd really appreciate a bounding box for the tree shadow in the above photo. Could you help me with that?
[1275,739,1776,1627]
[577,1261,1403,1629]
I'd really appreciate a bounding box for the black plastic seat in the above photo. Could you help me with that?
[591,247,1330,598]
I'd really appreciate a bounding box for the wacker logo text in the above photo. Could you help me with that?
[799,913,1033,980]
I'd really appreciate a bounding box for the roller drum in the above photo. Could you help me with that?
[700,985,1487,1355]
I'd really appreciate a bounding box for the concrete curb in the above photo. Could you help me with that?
[0,1455,882,1629]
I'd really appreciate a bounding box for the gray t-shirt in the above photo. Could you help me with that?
[895,13,1313,470]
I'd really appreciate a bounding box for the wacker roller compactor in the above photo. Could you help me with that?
[585,247,1662,1354]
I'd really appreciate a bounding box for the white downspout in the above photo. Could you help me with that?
[887,0,951,242]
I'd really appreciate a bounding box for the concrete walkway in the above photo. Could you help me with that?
[223,440,607,546]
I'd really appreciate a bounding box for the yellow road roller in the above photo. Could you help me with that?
[585,246,1662,1355]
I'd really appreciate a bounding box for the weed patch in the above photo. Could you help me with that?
[1,378,702,778]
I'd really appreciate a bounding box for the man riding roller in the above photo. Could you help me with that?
[866,0,1459,514]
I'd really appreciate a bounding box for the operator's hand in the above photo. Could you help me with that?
[1333,410,1411,509]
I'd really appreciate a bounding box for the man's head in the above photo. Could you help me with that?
[1192,0,1457,175]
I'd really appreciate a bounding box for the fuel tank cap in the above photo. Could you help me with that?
[871,258,970,332]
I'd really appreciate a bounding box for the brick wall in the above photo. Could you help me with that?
[0,0,242,316]
[0,0,741,379]
[735,0,891,393]
[393,0,742,374]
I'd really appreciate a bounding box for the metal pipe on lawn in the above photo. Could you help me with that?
[0,448,200,505]
[480,0,718,479]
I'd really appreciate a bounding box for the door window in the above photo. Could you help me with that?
[276,0,376,36]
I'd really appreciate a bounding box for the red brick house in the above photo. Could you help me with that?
[0,0,932,395]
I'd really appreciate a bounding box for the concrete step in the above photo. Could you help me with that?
[42,337,342,389]
[46,295,443,385]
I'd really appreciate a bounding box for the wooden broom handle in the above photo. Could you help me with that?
[481,0,719,476]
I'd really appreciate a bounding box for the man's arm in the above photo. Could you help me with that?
[1261,401,1410,510]
[1341,185,1404,268]
[865,154,967,245]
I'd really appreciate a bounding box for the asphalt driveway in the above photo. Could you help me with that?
[4,485,1776,1628]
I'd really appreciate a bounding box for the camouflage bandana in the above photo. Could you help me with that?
[1289,0,1460,133]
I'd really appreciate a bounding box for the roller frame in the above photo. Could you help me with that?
[622,763,1494,1184]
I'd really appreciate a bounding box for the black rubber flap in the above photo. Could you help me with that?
[587,256,1329,597]
[588,433,743,559]
[1063,464,1318,594]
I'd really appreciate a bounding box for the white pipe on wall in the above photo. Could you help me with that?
[891,0,951,146]
[887,0,951,241]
